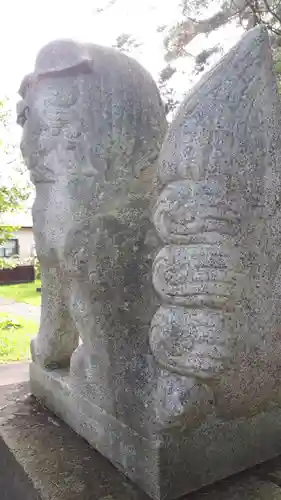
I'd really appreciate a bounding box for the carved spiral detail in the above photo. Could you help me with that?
[150,306,232,379]
[150,179,243,379]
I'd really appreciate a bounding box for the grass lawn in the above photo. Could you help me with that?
[0,312,38,363]
[0,280,41,306]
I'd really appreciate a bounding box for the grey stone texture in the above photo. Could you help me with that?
[17,25,281,500]
[3,381,281,500]
[152,23,281,422]
[28,362,281,500]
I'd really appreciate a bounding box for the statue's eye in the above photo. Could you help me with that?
[16,101,29,127]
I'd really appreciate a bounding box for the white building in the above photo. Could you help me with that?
[0,211,34,262]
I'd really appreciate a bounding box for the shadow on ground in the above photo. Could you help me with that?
[0,433,41,500]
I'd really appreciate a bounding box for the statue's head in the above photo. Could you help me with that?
[17,39,167,190]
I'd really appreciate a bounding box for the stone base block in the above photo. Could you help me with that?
[30,362,281,500]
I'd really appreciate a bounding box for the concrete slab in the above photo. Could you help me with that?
[0,362,29,386]
[0,435,41,500]
[1,382,281,500]
[29,362,281,500]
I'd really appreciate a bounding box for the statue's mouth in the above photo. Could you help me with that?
[16,100,29,128]
[33,178,55,185]
[25,162,56,185]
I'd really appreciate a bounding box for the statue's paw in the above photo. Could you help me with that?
[153,371,215,429]
[30,337,70,370]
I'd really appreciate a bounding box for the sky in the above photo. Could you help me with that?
[0,0,243,97]
[0,0,178,96]
[0,0,244,196]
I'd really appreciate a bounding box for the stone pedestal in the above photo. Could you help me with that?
[30,362,281,500]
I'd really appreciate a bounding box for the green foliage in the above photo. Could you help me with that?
[0,280,41,306]
[165,1,281,65]
[0,312,38,362]
[0,98,30,245]
[0,317,21,330]
[34,258,41,280]
[273,47,281,92]
[275,57,281,73]
[0,257,19,270]
[0,227,19,245]
[107,1,281,114]
[0,99,8,132]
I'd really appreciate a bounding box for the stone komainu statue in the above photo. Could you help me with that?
[17,27,281,500]
[18,38,167,384]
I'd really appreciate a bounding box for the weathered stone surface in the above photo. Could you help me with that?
[151,23,281,419]
[18,39,167,414]
[17,26,281,500]
[29,362,281,500]
[2,381,281,500]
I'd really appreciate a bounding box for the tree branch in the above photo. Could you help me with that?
[263,0,281,24]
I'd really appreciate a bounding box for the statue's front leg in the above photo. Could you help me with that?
[31,265,79,369]
[66,278,116,413]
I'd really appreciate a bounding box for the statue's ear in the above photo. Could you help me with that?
[34,39,92,77]
[18,73,33,98]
